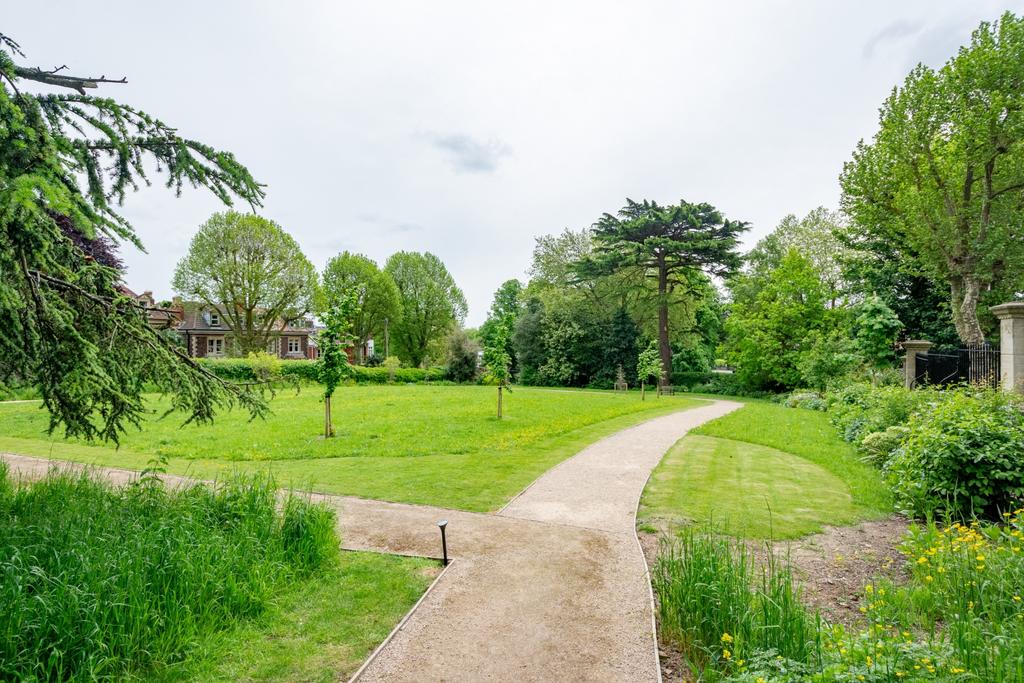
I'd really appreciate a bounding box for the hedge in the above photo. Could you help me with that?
[197,359,445,384]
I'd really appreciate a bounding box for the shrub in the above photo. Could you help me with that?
[671,371,715,388]
[199,358,443,385]
[783,391,827,411]
[445,331,479,383]
[0,468,339,680]
[857,425,909,467]
[827,383,934,445]
[885,388,1024,520]
[247,351,282,382]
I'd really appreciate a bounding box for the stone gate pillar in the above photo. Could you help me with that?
[902,340,933,389]
[990,302,1024,393]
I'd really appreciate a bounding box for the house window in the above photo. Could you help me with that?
[207,337,224,356]
[209,311,219,327]
[266,338,278,354]
[288,337,300,354]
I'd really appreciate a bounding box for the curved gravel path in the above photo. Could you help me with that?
[0,399,741,682]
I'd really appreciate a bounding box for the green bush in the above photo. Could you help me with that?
[0,467,338,680]
[857,425,909,467]
[199,358,443,385]
[690,373,775,399]
[671,371,715,388]
[827,383,934,445]
[783,391,827,411]
[885,388,1024,520]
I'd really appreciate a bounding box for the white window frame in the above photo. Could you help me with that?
[209,311,219,327]
[266,338,279,354]
[207,337,224,356]
[287,337,300,354]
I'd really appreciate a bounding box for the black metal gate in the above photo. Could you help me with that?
[914,344,1000,389]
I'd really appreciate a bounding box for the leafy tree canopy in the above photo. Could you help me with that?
[479,279,523,376]
[725,250,838,391]
[172,211,317,356]
[384,251,467,367]
[841,11,1024,345]
[0,32,266,440]
[321,252,400,363]
[576,198,747,382]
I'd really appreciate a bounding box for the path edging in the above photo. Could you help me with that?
[348,560,455,683]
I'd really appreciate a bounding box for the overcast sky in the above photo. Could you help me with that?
[9,2,1024,324]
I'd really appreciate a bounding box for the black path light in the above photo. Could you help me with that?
[437,519,449,566]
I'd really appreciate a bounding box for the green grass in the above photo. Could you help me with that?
[154,552,437,682]
[640,435,861,539]
[690,401,892,515]
[0,465,344,681]
[640,401,892,540]
[0,385,702,511]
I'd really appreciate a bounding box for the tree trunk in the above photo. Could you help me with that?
[640,381,645,401]
[354,343,364,365]
[497,385,503,419]
[657,258,672,388]
[950,275,986,345]
[324,395,333,438]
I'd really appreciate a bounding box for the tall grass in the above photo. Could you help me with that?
[655,517,1024,681]
[652,527,819,679]
[0,462,339,681]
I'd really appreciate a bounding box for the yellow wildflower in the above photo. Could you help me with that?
[721,632,733,644]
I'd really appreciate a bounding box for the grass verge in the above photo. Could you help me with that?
[640,434,861,539]
[0,386,702,511]
[154,552,437,682]
[690,400,893,517]
[0,463,341,680]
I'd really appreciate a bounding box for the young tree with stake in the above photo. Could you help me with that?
[636,344,664,401]
[483,327,512,418]
[315,294,356,438]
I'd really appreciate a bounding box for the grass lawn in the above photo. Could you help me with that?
[0,385,702,511]
[639,401,892,540]
[155,551,438,682]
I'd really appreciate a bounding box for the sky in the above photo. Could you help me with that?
[8,1,1024,325]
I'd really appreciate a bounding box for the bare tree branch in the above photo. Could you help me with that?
[14,65,126,95]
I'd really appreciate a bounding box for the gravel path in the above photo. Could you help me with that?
[0,399,741,682]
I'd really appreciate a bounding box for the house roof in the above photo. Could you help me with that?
[175,302,313,335]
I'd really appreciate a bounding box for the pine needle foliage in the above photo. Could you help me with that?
[0,32,268,441]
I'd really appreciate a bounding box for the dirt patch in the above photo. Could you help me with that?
[641,515,911,681]
[779,516,910,626]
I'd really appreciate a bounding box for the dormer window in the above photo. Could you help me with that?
[209,312,219,327]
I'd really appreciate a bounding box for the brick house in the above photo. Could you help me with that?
[175,302,315,359]
[127,290,314,359]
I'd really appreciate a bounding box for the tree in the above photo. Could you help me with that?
[841,12,1024,345]
[316,296,356,438]
[445,329,479,382]
[854,294,903,384]
[385,252,467,367]
[479,279,523,377]
[321,252,401,364]
[736,208,851,309]
[636,344,664,401]
[724,251,833,391]
[837,225,961,347]
[482,325,512,418]
[173,212,317,355]
[0,32,266,441]
[576,199,747,385]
